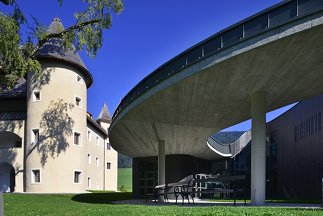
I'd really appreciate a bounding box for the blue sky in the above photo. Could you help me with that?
[1,0,297,131]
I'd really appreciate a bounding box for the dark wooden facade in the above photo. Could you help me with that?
[267,94,323,199]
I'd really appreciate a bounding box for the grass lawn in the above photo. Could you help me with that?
[118,168,132,192]
[3,192,323,216]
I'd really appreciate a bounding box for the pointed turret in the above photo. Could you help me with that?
[97,103,111,124]
[36,17,93,88]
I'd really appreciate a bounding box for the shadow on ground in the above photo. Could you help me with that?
[71,192,133,204]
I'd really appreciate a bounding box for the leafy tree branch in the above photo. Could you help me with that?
[0,0,123,87]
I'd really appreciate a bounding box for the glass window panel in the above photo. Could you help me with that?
[298,0,323,16]
[269,1,297,27]
[222,25,244,47]
[203,36,221,56]
[244,14,268,38]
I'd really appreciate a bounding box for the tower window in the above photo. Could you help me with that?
[77,75,82,83]
[32,169,41,183]
[107,143,111,150]
[33,91,41,102]
[32,129,40,144]
[75,97,82,108]
[96,136,100,146]
[107,162,111,169]
[74,171,82,184]
[74,132,81,145]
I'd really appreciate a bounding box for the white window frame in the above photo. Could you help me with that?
[88,154,91,164]
[74,96,82,108]
[87,177,91,188]
[73,170,83,184]
[31,169,41,184]
[31,128,40,145]
[32,90,41,102]
[87,130,92,141]
[73,131,82,146]
[96,157,99,167]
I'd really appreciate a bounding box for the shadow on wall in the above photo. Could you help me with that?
[0,121,23,133]
[30,67,52,90]
[0,148,23,177]
[26,67,52,104]
[71,192,133,204]
[26,99,75,166]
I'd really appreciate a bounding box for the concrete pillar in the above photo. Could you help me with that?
[251,91,266,206]
[0,192,4,216]
[158,140,165,202]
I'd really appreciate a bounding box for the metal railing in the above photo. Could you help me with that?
[112,0,323,121]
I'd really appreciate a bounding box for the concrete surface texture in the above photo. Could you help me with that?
[110,10,323,160]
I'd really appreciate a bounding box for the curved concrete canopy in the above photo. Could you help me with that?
[110,8,323,160]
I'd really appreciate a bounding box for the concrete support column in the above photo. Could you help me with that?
[158,140,165,202]
[251,91,266,206]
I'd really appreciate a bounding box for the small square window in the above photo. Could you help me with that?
[107,162,111,169]
[33,91,41,101]
[75,97,82,107]
[74,132,81,145]
[77,75,82,83]
[107,143,111,150]
[32,169,41,183]
[32,129,39,144]
[74,171,82,183]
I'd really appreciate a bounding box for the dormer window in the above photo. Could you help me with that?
[33,90,41,102]
[75,96,82,108]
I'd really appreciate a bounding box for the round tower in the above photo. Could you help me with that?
[25,17,93,192]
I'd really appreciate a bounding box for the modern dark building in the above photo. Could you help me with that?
[132,94,323,199]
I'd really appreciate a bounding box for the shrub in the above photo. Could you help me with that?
[120,185,127,192]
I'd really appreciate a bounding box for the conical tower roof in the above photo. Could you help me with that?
[97,103,111,123]
[36,17,93,87]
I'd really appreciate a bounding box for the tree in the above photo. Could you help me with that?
[0,0,123,87]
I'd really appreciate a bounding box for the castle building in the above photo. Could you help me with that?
[0,17,118,193]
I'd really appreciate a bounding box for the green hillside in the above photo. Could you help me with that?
[118,168,132,192]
